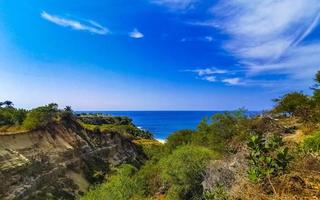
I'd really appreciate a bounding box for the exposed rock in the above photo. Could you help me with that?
[0,120,146,200]
[202,149,248,195]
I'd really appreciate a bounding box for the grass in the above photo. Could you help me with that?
[0,124,28,134]
[301,130,320,153]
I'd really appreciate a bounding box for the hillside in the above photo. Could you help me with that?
[0,116,149,200]
[79,71,320,200]
[1,71,320,200]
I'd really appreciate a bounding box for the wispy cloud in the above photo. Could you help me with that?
[129,28,144,39]
[41,11,109,35]
[189,0,320,88]
[202,76,216,82]
[184,67,244,85]
[151,0,198,11]
[180,36,213,43]
[204,36,213,42]
[222,78,242,85]
[187,67,228,76]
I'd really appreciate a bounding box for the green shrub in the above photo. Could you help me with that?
[166,129,194,152]
[301,130,320,153]
[247,134,293,182]
[192,110,249,152]
[160,145,218,199]
[81,164,139,200]
[23,103,59,130]
[0,104,27,126]
[136,140,165,159]
[132,159,163,197]
[204,185,230,200]
[273,92,311,117]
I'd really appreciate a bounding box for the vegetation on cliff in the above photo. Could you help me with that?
[0,107,148,200]
[81,71,320,200]
[0,103,151,140]
[2,71,320,199]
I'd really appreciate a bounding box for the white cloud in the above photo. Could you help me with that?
[187,67,228,76]
[129,28,144,39]
[202,76,216,82]
[190,0,320,87]
[180,36,213,43]
[222,78,242,85]
[185,67,245,85]
[41,11,109,35]
[204,36,213,42]
[152,0,198,10]
[211,0,320,61]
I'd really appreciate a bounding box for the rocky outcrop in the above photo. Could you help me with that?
[202,149,248,197]
[0,120,146,200]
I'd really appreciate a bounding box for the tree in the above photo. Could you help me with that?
[61,106,74,121]
[273,92,311,117]
[64,106,72,112]
[0,100,13,108]
[0,101,26,125]
[192,110,249,152]
[312,71,320,103]
[314,70,320,87]
[160,146,217,200]
[23,103,59,130]
[166,129,194,152]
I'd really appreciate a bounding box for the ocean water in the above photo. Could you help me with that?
[79,111,247,140]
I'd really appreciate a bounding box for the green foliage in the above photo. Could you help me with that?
[247,134,293,182]
[22,103,59,130]
[273,92,311,118]
[160,146,218,199]
[192,110,250,152]
[301,130,320,153]
[79,116,152,139]
[78,115,133,126]
[81,165,139,200]
[0,100,14,108]
[81,146,217,200]
[166,129,194,152]
[273,71,320,123]
[312,70,320,91]
[60,106,74,121]
[0,106,27,125]
[136,139,165,159]
[204,185,230,200]
[132,159,163,197]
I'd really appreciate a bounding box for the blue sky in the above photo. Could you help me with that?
[0,0,319,110]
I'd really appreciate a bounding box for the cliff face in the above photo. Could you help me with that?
[0,120,146,200]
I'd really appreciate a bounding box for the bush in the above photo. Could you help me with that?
[247,134,293,183]
[134,139,165,159]
[166,129,194,152]
[81,164,139,200]
[301,130,320,153]
[204,185,230,200]
[160,145,218,199]
[273,92,312,120]
[132,159,163,197]
[0,107,27,125]
[192,110,250,152]
[23,103,59,130]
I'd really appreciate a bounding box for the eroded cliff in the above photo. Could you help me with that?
[0,120,146,200]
